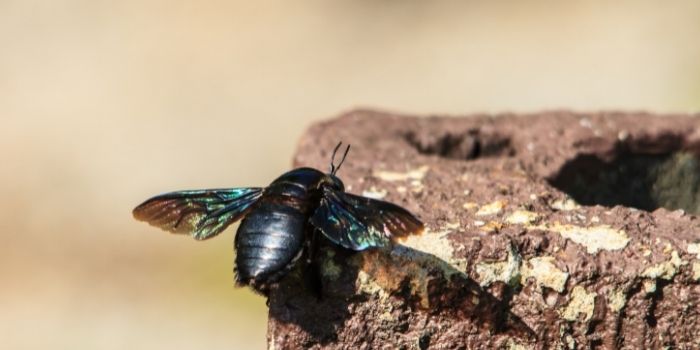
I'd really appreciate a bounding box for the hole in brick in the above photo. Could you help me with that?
[404,130,514,160]
[548,150,700,214]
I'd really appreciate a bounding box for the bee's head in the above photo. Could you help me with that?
[326,141,350,191]
[324,173,345,192]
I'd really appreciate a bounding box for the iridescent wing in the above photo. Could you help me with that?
[310,187,424,251]
[133,188,263,240]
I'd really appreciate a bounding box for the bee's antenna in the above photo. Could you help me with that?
[330,142,351,175]
[335,144,351,175]
[329,141,343,174]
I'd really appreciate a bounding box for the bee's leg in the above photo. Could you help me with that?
[303,228,323,300]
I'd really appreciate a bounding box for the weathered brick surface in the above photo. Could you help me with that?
[268,110,700,349]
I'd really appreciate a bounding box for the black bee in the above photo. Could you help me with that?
[133,143,424,293]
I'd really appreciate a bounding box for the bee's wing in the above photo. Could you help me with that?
[133,187,263,240]
[310,187,424,251]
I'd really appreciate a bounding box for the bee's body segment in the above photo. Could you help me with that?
[235,168,327,289]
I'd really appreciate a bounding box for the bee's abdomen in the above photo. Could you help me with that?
[235,200,307,285]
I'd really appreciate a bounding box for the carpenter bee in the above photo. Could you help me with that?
[133,142,424,294]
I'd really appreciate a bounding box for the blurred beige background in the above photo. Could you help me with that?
[2,1,699,349]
